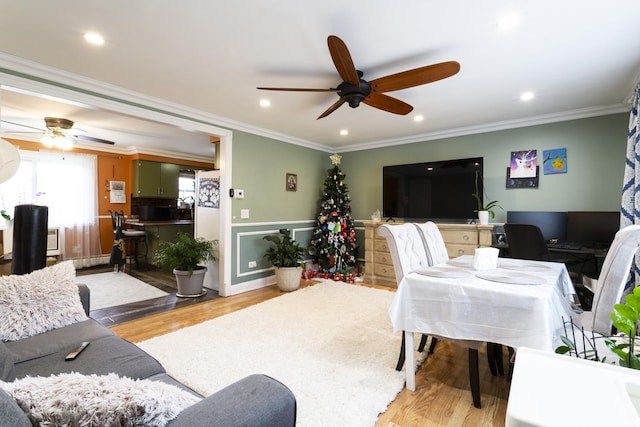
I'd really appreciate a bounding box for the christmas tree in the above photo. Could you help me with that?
[309,153,358,274]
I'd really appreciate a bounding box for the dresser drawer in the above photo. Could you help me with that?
[374,238,390,252]
[374,251,394,266]
[374,263,396,279]
[447,244,476,258]
[440,229,478,246]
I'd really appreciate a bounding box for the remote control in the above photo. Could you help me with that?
[65,341,90,361]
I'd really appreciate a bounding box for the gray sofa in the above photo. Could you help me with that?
[0,284,297,426]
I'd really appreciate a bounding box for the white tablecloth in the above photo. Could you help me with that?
[388,255,577,352]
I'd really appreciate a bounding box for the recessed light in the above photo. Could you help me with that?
[520,91,535,101]
[83,32,104,46]
[413,115,424,122]
[340,129,349,136]
[259,99,271,107]
[498,13,519,31]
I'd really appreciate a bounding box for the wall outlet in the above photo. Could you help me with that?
[248,260,257,268]
[235,189,245,199]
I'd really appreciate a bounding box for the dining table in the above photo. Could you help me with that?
[388,255,578,391]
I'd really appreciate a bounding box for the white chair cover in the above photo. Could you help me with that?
[378,223,430,283]
[581,224,640,335]
[413,221,449,265]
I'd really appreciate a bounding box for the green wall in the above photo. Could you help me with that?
[231,130,328,223]
[340,113,628,223]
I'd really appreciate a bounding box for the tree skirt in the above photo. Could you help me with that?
[138,280,428,427]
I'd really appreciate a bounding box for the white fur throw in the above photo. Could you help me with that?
[0,261,87,341]
[0,372,201,426]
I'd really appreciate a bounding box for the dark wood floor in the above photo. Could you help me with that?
[77,264,219,326]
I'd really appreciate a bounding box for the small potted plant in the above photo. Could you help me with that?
[154,232,218,297]
[472,170,501,224]
[263,228,304,292]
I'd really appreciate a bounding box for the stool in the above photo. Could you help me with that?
[109,210,148,272]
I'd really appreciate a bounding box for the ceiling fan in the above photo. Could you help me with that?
[257,35,461,120]
[0,116,115,148]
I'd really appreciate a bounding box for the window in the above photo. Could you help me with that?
[178,170,195,206]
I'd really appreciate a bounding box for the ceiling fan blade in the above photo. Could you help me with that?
[0,119,46,132]
[327,35,360,87]
[317,98,346,120]
[370,61,461,93]
[256,87,337,92]
[363,93,413,115]
[77,134,115,145]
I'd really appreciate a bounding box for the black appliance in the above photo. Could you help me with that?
[138,205,175,221]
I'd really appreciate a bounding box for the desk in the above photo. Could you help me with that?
[388,255,576,391]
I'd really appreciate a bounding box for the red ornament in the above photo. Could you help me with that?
[333,272,344,282]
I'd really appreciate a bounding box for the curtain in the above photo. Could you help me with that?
[620,83,640,291]
[37,150,102,268]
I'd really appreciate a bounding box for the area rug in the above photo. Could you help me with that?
[78,272,169,310]
[138,280,427,427]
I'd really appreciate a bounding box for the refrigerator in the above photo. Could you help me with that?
[194,169,220,291]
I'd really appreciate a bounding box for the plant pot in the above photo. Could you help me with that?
[275,266,302,292]
[478,210,490,225]
[173,266,208,297]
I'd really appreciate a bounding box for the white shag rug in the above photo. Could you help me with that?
[78,272,169,310]
[138,280,427,427]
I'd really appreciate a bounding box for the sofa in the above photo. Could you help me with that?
[0,262,296,426]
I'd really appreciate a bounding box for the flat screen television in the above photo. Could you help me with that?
[383,157,483,221]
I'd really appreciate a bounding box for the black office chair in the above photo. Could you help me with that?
[504,223,550,261]
[109,210,147,272]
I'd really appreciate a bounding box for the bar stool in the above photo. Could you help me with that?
[109,210,147,272]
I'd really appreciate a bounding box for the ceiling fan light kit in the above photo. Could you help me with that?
[257,35,460,120]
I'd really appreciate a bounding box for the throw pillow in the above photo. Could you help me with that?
[0,372,201,427]
[0,261,88,341]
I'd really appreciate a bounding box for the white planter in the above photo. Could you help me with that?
[275,266,302,292]
[173,266,208,297]
[478,210,490,225]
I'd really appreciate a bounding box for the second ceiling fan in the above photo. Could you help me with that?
[257,35,461,120]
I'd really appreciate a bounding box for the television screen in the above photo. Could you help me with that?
[382,157,483,221]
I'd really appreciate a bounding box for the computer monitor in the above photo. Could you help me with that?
[567,211,620,247]
[506,211,568,242]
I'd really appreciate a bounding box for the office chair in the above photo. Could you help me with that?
[504,223,550,261]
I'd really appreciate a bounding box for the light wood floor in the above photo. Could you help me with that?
[109,280,510,426]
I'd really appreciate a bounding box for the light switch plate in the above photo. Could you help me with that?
[241,209,250,219]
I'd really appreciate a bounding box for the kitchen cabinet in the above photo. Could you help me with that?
[144,223,194,266]
[132,160,180,198]
[362,220,494,287]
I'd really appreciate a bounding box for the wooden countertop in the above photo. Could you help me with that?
[126,219,194,227]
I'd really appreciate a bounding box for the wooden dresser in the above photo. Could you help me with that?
[362,220,494,287]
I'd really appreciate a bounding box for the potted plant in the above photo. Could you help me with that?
[154,232,218,297]
[263,228,304,292]
[472,170,501,224]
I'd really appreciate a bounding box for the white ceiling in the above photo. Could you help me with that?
[0,0,639,157]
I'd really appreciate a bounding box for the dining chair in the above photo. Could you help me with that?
[377,223,434,370]
[580,224,640,336]
[413,221,504,377]
[380,222,485,408]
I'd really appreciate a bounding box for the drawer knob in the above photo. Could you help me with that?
[458,249,465,254]
[463,234,470,241]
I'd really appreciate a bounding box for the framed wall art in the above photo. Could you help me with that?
[543,148,567,174]
[286,173,297,192]
[506,166,539,188]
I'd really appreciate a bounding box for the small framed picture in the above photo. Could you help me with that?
[286,173,297,192]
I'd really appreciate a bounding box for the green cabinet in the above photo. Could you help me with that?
[132,160,180,198]
[146,224,194,267]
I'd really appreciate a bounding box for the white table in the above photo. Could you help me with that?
[388,255,577,391]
